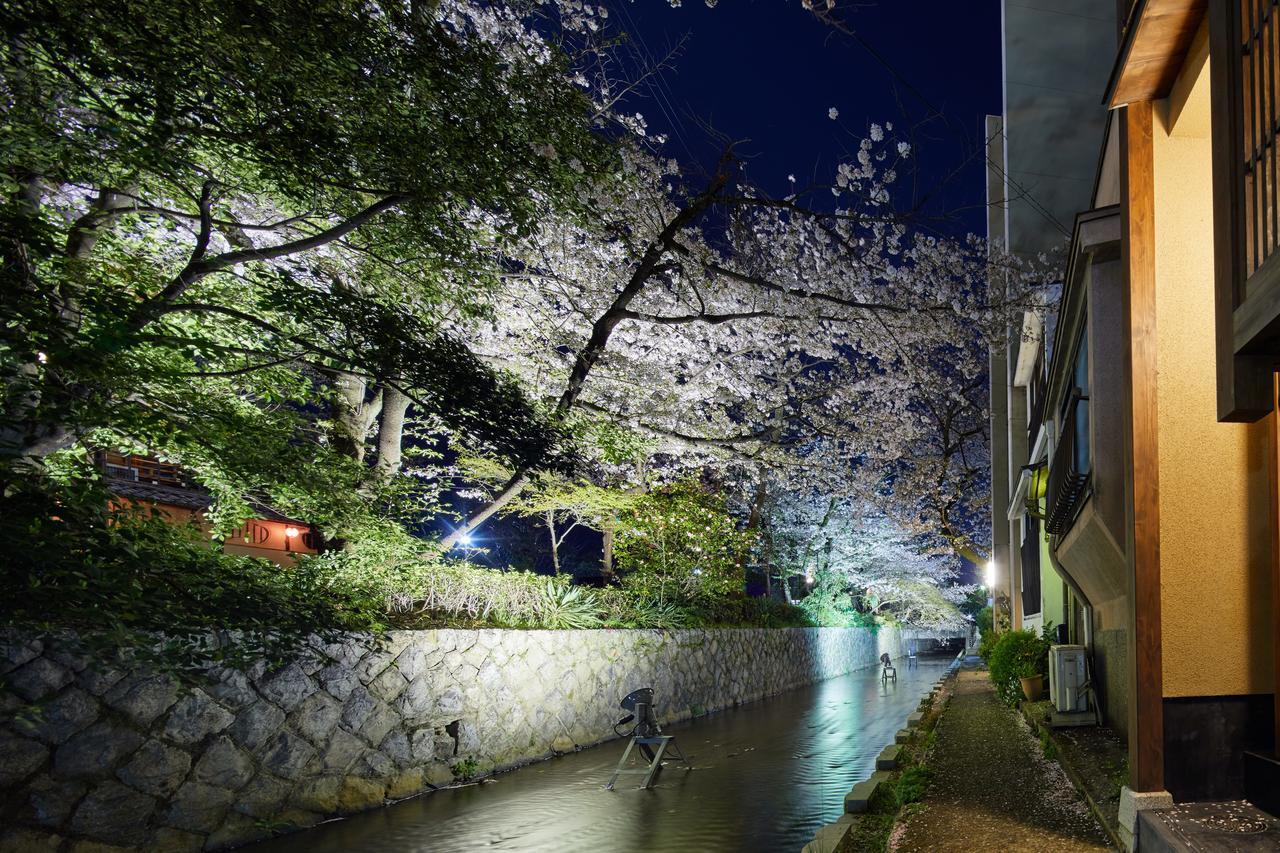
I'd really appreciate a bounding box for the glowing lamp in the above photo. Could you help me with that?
[984,560,996,589]
[284,526,299,538]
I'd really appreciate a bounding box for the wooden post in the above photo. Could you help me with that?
[1121,100,1165,793]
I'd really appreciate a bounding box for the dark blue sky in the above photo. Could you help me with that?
[612,1,1003,236]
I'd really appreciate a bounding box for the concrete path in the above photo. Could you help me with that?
[894,668,1114,852]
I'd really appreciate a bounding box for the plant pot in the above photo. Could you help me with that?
[1019,674,1045,702]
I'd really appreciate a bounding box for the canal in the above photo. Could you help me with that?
[250,655,953,853]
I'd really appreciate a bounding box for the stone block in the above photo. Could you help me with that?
[257,663,316,712]
[164,780,235,833]
[77,665,125,697]
[147,828,204,853]
[163,690,233,746]
[26,776,87,827]
[844,771,890,813]
[291,691,343,746]
[316,663,360,702]
[357,701,399,747]
[9,658,73,702]
[69,780,156,845]
[291,776,341,813]
[876,743,901,771]
[104,674,178,726]
[387,767,425,799]
[204,810,271,849]
[0,827,62,851]
[380,729,413,768]
[68,840,133,853]
[192,735,254,790]
[410,728,436,764]
[0,729,50,786]
[394,676,434,724]
[340,686,376,731]
[394,645,429,682]
[0,634,43,674]
[116,739,191,798]
[322,726,365,772]
[262,730,317,780]
[894,728,912,744]
[204,668,258,711]
[235,772,292,819]
[368,665,408,704]
[436,685,464,717]
[1118,785,1173,842]
[21,686,98,745]
[228,700,285,752]
[338,776,386,813]
[906,711,924,727]
[54,721,144,780]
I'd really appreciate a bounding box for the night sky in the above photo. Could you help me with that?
[613,0,1003,236]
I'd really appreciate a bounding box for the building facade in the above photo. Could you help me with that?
[990,0,1280,845]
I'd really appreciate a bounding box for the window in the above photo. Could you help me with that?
[1046,324,1091,534]
[1209,0,1280,420]
[1021,514,1042,618]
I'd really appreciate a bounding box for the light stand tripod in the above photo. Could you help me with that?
[605,687,690,790]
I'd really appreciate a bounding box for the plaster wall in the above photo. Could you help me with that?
[0,626,903,851]
[1150,86,1275,699]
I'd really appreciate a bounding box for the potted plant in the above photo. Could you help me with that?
[1018,661,1045,701]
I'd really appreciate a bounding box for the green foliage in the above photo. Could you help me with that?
[450,757,480,780]
[1039,730,1058,761]
[986,628,1052,706]
[895,766,931,805]
[977,630,998,662]
[614,481,753,603]
[975,605,993,637]
[0,474,391,675]
[535,580,602,629]
[798,571,879,629]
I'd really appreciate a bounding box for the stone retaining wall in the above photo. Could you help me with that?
[0,626,901,851]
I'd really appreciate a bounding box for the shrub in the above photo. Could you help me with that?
[986,628,1052,706]
[976,605,993,637]
[614,481,753,603]
[535,580,602,629]
[896,766,931,805]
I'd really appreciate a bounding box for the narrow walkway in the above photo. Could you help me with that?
[894,668,1114,852]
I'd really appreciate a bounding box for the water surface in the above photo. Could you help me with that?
[251,656,951,853]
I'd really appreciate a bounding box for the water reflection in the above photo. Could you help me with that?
[249,658,951,853]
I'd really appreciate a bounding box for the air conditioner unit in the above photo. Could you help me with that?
[1049,644,1088,713]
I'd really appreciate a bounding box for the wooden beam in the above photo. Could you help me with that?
[1120,100,1165,793]
[1208,0,1274,421]
[1271,374,1280,754]
[1107,0,1207,107]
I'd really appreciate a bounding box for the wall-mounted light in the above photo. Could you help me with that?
[284,526,299,539]
[984,560,996,590]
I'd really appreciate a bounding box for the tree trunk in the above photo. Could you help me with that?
[327,371,382,463]
[546,509,561,575]
[741,475,767,581]
[373,385,410,483]
[601,522,615,583]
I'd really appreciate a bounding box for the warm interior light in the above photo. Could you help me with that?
[284,526,299,538]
